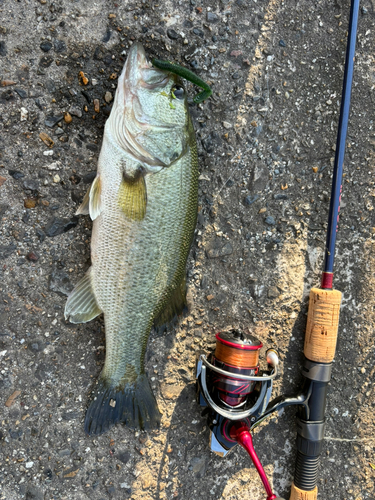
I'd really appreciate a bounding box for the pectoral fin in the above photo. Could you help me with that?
[76,187,90,215]
[76,175,102,220]
[118,174,147,221]
[64,268,102,324]
[89,175,102,220]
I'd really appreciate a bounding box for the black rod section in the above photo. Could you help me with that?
[322,0,360,282]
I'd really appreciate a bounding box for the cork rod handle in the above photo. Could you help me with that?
[289,483,317,500]
[304,288,342,363]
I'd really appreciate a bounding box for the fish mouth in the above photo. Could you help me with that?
[122,42,170,91]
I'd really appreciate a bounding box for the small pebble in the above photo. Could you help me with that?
[64,112,72,124]
[0,41,7,57]
[36,228,46,242]
[279,40,286,47]
[1,79,16,86]
[274,193,288,200]
[23,179,39,191]
[39,132,54,147]
[193,28,204,37]
[264,216,276,225]
[54,127,64,136]
[222,121,232,129]
[44,216,79,237]
[206,242,233,259]
[230,50,243,57]
[81,90,91,104]
[104,91,113,103]
[167,29,179,40]
[20,107,28,121]
[8,170,24,179]
[15,88,27,98]
[207,12,218,23]
[94,99,100,113]
[26,252,39,262]
[45,115,64,128]
[40,40,52,52]
[24,199,37,209]
[54,39,66,53]
[45,161,61,171]
[244,194,259,206]
[79,71,89,85]
[70,107,82,118]
[53,174,61,183]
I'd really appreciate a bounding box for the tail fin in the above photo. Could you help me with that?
[84,374,161,436]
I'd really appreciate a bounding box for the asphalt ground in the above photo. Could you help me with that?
[0,1,374,499]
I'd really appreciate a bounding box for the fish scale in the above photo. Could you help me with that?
[65,43,199,435]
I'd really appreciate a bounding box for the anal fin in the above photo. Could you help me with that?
[64,268,102,324]
[118,174,147,221]
[154,277,188,328]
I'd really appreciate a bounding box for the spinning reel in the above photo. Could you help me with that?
[196,328,330,499]
[196,328,284,500]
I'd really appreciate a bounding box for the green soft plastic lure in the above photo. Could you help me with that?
[152,58,212,104]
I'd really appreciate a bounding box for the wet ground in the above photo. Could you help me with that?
[0,0,375,499]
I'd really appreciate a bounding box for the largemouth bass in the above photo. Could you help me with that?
[65,43,198,435]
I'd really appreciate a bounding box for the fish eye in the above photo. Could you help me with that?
[173,86,185,99]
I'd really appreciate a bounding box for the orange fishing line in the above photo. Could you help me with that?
[215,342,259,369]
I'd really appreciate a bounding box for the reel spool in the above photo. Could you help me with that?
[196,329,284,500]
[210,330,262,408]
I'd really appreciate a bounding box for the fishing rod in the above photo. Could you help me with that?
[196,1,360,499]
[289,0,360,498]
